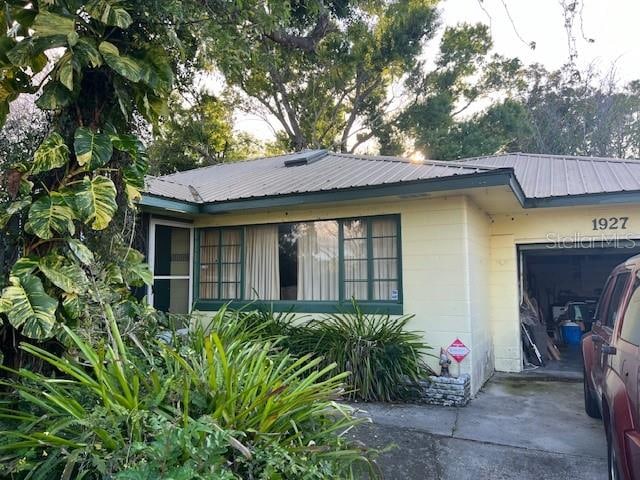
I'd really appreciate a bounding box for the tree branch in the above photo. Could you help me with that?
[264,12,336,52]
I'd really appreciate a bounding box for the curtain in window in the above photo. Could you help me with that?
[297,221,339,300]
[372,219,398,301]
[245,225,280,300]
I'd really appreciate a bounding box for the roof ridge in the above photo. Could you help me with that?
[158,150,323,180]
[334,152,497,170]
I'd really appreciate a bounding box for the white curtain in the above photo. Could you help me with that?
[297,221,339,300]
[245,225,280,300]
[372,219,398,300]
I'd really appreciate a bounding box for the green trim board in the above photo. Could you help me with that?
[191,214,403,312]
[193,300,404,315]
[139,194,200,214]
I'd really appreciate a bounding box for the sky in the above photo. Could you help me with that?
[234,0,640,141]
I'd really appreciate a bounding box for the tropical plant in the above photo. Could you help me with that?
[284,303,432,402]
[0,306,378,479]
[0,0,184,368]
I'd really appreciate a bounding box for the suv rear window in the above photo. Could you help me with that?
[604,273,631,328]
[621,276,640,346]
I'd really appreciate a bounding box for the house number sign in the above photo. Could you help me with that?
[592,216,629,230]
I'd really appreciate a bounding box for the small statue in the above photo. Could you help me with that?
[439,347,451,377]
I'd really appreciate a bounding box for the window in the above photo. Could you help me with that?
[149,221,192,314]
[199,228,242,300]
[196,215,401,308]
[604,273,630,328]
[621,276,640,346]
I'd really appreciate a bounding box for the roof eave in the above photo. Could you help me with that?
[525,190,640,208]
[198,168,522,214]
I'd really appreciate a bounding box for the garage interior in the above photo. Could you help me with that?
[518,243,640,374]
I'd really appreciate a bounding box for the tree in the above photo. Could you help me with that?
[148,92,278,175]
[211,0,441,153]
[399,23,528,158]
[519,66,640,158]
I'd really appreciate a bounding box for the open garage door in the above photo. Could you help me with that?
[518,242,640,374]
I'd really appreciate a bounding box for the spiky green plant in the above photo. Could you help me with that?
[0,305,379,479]
[286,302,432,402]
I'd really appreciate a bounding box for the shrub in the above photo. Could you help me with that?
[285,302,432,402]
[0,306,378,479]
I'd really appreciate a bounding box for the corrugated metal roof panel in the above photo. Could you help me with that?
[145,151,494,203]
[457,153,640,198]
[144,151,640,204]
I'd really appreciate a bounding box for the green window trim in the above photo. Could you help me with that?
[192,214,403,313]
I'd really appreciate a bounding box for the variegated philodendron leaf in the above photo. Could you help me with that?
[74,175,117,230]
[113,133,148,204]
[0,274,58,339]
[85,0,133,28]
[74,127,113,170]
[10,257,39,278]
[31,132,69,175]
[122,249,152,286]
[67,238,95,265]
[98,41,141,83]
[0,196,31,228]
[25,191,76,240]
[39,254,88,294]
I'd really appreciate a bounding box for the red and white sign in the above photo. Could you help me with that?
[447,338,470,363]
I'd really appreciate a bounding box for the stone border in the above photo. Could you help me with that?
[415,374,471,407]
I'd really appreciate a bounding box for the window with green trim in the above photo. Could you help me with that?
[196,215,401,305]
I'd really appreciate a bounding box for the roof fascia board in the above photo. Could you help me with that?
[525,190,640,208]
[200,169,520,214]
[139,194,200,214]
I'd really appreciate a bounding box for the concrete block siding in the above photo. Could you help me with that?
[191,193,640,396]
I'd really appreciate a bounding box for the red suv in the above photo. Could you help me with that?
[583,257,640,480]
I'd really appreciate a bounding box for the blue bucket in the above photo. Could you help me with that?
[561,323,582,346]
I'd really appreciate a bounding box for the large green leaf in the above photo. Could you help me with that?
[67,239,95,265]
[74,127,113,170]
[74,176,117,230]
[25,192,76,240]
[0,274,58,339]
[113,134,148,204]
[31,11,75,38]
[122,249,152,286]
[73,37,102,68]
[98,41,141,82]
[39,254,88,294]
[10,257,39,278]
[36,81,73,110]
[31,132,69,174]
[86,0,133,28]
[0,196,31,228]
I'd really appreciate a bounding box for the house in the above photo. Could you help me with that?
[140,150,640,393]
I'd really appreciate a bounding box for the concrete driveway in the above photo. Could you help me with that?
[351,375,607,479]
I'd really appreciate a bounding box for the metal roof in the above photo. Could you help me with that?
[145,151,495,203]
[143,150,640,206]
[456,153,640,199]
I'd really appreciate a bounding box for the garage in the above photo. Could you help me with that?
[518,241,640,373]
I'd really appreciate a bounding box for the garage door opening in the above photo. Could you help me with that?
[518,242,640,375]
